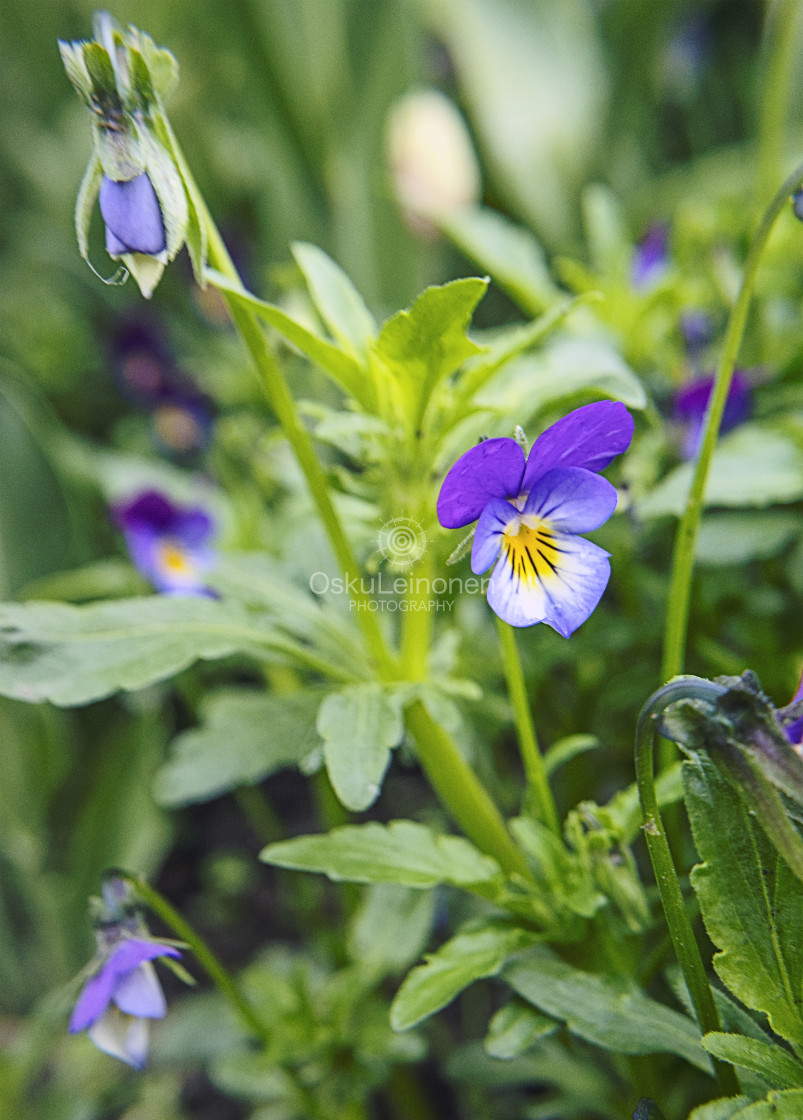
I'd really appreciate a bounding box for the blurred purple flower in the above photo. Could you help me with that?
[150,388,214,459]
[782,673,803,750]
[673,371,752,459]
[437,402,633,634]
[70,935,181,1068]
[679,310,714,362]
[99,173,167,259]
[113,490,216,595]
[110,318,175,406]
[632,224,669,290]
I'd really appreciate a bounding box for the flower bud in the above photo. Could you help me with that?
[59,13,206,298]
[386,89,481,238]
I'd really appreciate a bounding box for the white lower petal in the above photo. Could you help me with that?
[487,529,610,635]
[88,1006,151,1069]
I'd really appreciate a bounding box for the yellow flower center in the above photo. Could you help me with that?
[501,518,564,586]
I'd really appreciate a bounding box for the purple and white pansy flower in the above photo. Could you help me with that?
[69,935,181,1069]
[69,878,182,1069]
[437,401,634,634]
[113,489,216,596]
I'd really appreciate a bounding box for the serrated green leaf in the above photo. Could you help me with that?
[390,920,540,1030]
[316,683,405,810]
[639,426,803,518]
[702,1033,803,1091]
[438,205,558,315]
[683,751,803,1045]
[292,242,376,359]
[374,278,487,428]
[74,152,104,262]
[205,269,371,408]
[505,947,712,1072]
[260,819,502,889]
[154,689,325,807]
[0,597,335,707]
[729,1089,803,1118]
[688,1099,752,1120]
[484,998,558,1059]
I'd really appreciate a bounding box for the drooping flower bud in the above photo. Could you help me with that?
[59,12,206,298]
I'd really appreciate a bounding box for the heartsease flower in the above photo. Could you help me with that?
[99,172,168,260]
[631,224,669,290]
[437,401,634,633]
[113,490,216,595]
[69,877,182,1069]
[70,935,181,1068]
[673,370,752,459]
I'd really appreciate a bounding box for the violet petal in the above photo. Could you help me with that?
[437,438,525,528]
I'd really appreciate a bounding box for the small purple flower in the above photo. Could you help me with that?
[437,402,634,634]
[70,935,181,1069]
[99,173,167,259]
[110,317,175,406]
[113,490,216,595]
[673,371,752,459]
[631,224,669,290]
[679,310,713,361]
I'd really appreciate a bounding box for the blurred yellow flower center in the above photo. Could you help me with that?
[157,541,195,576]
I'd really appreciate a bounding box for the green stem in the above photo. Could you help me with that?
[167,128,396,679]
[495,619,560,836]
[661,159,803,685]
[126,875,272,1045]
[757,0,801,202]
[404,698,531,880]
[634,680,739,1097]
[400,551,432,681]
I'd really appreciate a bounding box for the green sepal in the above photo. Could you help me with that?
[58,40,94,105]
[137,31,179,100]
[140,127,188,261]
[74,150,104,262]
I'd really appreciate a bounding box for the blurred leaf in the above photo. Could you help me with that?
[420,0,607,242]
[347,884,435,979]
[292,241,377,360]
[695,512,800,566]
[639,426,803,518]
[691,1090,803,1119]
[390,919,539,1030]
[438,205,559,314]
[544,733,600,776]
[21,560,147,602]
[316,683,405,811]
[0,597,339,707]
[683,749,803,1045]
[154,688,325,807]
[686,1099,754,1120]
[504,947,711,1072]
[260,819,502,888]
[702,1033,803,1091]
[484,998,558,1059]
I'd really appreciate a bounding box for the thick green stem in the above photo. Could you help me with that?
[167,130,395,679]
[495,619,560,835]
[661,160,803,685]
[405,698,531,879]
[634,680,739,1097]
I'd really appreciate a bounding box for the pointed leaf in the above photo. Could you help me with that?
[260,819,502,888]
[390,921,540,1030]
[505,947,712,1072]
[316,683,405,810]
[0,597,332,707]
[154,688,325,807]
[484,998,558,1059]
[292,242,376,359]
[205,269,371,408]
[74,151,104,261]
[702,1033,803,1091]
[683,750,803,1044]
